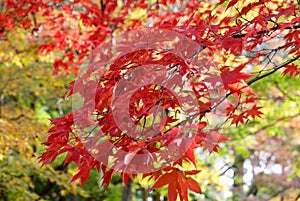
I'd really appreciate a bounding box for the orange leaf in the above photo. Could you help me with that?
[151,172,175,190]
[177,171,189,201]
[187,178,201,193]
[185,170,201,175]
[168,181,178,201]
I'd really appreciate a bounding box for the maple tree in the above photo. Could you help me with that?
[1,0,300,200]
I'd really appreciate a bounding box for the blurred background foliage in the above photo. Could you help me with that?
[0,0,300,201]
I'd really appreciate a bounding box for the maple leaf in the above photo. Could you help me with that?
[245,105,263,119]
[221,66,253,88]
[162,127,179,146]
[150,168,201,201]
[231,113,246,126]
[70,167,91,187]
[221,65,254,100]
[187,177,201,193]
[183,145,197,166]
[185,170,201,175]
[202,130,229,153]
[228,81,255,101]
[221,38,243,54]
[69,154,93,186]
[282,64,300,78]
[101,166,114,189]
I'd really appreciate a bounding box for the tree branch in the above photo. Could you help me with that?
[254,112,300,135]
[247,56,300,87]
[232,23,300,39]
[0,189,9,201]
[219,164,235,176]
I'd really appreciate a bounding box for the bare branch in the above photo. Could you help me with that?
[247,56,300,86]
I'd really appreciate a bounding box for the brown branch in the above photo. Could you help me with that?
[100,0,106,12]
[31,12,37,27]
[0,189,9,201]
[247,56,300,86]
[219,164,235,176]
[232,23,300,39]
[252,112,300,135]
[122,178,133,201]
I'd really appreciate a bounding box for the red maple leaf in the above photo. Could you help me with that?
[245,105,263,119]
[283,64,300,78]
[221,65,254,100]
[151,168,201,201]
[231,113,246,126]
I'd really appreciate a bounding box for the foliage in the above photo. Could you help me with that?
[1,0,300,201]
[0,15,99,200]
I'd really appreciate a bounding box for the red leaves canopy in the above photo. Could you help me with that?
[2,0,300,200]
